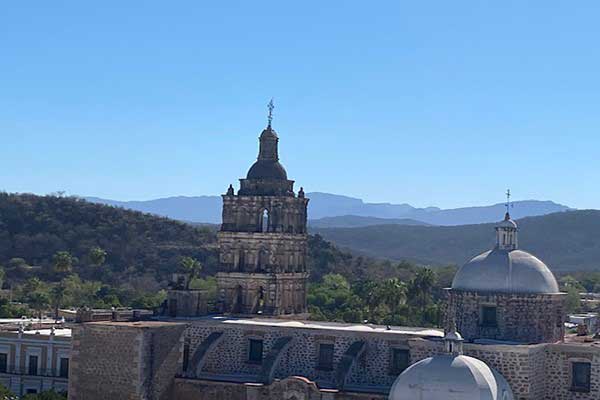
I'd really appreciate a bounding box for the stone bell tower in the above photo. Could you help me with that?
[216,103,309,317]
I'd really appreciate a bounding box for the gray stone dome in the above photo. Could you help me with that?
[389,354,514,400]
[246,160,288,180]
[452,249,560,294]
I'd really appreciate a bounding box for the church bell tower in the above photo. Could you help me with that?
[216,102,309,317]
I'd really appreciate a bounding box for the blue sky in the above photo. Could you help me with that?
[1,1,599,209]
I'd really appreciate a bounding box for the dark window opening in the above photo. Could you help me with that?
[391,349,410,374]
[0,353,7,373]
[26,389,37,394]
[248,339,263,364]
[481,306,498,327]
[317,343,334,370]
[168,299,178,318]
[182,341,190,373]
[28,355,38,376]
[571,362,591,392]
[59,358,69,378]
[234,285,244,314]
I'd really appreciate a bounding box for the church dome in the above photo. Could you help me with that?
[451,213,559,294]
[245,126,288,180]
[246,159,288,180]
[452,249,559,294]
[389,354,514,400]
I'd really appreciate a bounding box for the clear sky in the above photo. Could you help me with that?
[1,1,599,209]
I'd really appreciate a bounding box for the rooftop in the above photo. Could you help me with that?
[162,315,444,337]
[87,320,186,328]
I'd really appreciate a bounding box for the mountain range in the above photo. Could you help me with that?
[313,210,600,272]
[85,192,571,227]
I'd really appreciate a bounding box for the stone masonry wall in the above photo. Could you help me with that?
[543,344,600,400]
[173,377,387,400]
[185,320,419,392]
[69,323,144,400]
[68,321,186,400]
[446,289,566,343]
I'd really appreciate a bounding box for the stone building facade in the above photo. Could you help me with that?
[67,316,600,400]
[67,120,600,400]
[216,122,309,317]
[0,326,71,396]
[68,321,186,400]
[445,290,566,343]
[448,212,566,344]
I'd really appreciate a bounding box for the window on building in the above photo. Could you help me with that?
[481,305,498,327]
[168,299,178,318]
[571,362,591,392]
[59,358,69,378]
[262,209,269,232]
[390,349,410,374]
[182,342,190,373]
[26,389,37,394]
[317,343,334,370]
[0,353,7,373]
[28,355,38,376]
[248,339,263,364]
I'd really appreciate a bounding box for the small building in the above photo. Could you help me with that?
[0,326,71,396]
[569,313,599,335]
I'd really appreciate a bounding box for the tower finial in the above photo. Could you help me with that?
[505,188,511,219]
[267,98,274,127]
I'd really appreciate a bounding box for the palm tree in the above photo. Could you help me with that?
[53,251,74,273]
[88,247,107,267]
[410,268,436,312]
[179,257,203,290]
[50,283,67,321]
[377,278,407,313]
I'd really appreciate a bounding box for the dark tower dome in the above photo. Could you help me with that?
[246,126,288,180]
[239,122,295,196]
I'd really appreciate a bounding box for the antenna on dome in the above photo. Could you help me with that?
[267,98,274,127]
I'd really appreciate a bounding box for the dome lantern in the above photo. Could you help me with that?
[496,212,518,251]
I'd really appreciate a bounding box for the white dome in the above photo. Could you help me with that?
[452,249,560,294]
[389,355,514,400]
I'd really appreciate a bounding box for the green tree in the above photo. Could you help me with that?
[179,257,203,290]
[23,277,43,294]
[22,390,67,400]
[88,246,107,266]
[53,251,75,273]
[7,258,27,269]
[376,278,407,313]
[408,268,436,312]
[50,283,67,320]
[27,291,50,320]
[0,383,17,400]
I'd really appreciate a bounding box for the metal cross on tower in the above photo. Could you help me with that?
[267,99,274,127]
[505,189,512,215]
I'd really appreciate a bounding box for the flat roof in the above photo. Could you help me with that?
[23,328,72,337]
[179,315,444,337]
[87,320,186,328]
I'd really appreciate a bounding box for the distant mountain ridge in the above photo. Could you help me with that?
[309,215,430,228]
[85,192,571,226]
[312,210,600,272]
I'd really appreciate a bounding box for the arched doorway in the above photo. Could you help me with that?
[233,285,244,314]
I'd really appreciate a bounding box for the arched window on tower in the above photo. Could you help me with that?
[261,209,269,232]
[257,286,265,314]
